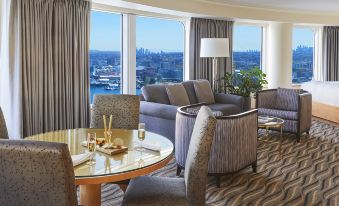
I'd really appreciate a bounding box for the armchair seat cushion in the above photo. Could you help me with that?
[258,108,298,120]
[123,176,187,206]
[208,104,241,116]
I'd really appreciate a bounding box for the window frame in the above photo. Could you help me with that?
[291,25,316,85]
[90,5,187,95]
[232,22,266,73]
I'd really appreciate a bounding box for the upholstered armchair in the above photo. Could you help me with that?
[123,106,217,206]
[256,88,312,142]
[90,94,140,130]
[176,103,258,187]
[0,140,77,206]
[0,107,8,139]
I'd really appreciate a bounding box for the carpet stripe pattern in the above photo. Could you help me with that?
[81,120,339,205]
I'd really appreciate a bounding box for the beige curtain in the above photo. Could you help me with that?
[189,18,234,92]
[9,0,91,137]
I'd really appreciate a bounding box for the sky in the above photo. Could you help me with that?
[90,11,184,52]
[90,11,314,52]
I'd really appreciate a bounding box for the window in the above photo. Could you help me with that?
[136,16,184,94]
[233,25,262,72]
[292,27,314,83]
[89,11,122,103]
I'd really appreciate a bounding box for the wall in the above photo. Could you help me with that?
[120,0,339,25]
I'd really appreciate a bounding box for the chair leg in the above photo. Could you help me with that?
[176,165,182,176]
[306,130,310,135]
[252,161,257,173]
[215,175,221,188]
[297,134,301,142]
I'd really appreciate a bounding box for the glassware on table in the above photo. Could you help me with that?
[87,132,97,165]
[137,123,146,151]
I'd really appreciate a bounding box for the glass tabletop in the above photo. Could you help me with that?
[258,115,284,126]
[25,128,174,179]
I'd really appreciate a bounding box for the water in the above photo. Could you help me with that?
[90,86,141,103]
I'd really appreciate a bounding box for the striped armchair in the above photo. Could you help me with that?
[176,103,258,187]
[256,88,312,142]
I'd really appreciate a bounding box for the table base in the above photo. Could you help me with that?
[79,184,101,206]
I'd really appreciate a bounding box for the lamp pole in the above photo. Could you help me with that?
[212,57,218,92]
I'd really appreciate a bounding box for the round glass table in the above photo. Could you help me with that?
[258,115,285,138]
[26,128,174,206]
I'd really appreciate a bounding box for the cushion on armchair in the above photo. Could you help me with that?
[193,80,215,104]
[165,84,190,106]
[276,88,299,111]
[258,108,298,120]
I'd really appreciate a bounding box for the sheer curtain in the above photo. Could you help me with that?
[0,0,22,139]
[0,0,91,138]
[189,18,234,92]
[313,27,324,81]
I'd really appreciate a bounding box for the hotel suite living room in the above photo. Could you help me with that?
[0,0,339,205]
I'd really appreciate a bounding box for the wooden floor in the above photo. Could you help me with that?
[313,116,339,127]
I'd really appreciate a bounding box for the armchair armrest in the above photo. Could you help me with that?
[256,89,277,109]
[299,93,312,133]
[140,101,178,120]
[214,93,244,109]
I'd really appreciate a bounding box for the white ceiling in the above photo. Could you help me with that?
[205,0,339,14]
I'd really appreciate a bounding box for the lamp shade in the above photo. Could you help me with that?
[200,38,230,58]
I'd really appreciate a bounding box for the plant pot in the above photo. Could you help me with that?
[243,96,252,111]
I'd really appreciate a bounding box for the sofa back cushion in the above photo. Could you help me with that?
[182,81,199,104]
[193,80,215,104]
[276,88,299,111]
[141,84,170,104]
[165,84,190,106]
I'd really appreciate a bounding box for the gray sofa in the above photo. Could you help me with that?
[139,80,246,143]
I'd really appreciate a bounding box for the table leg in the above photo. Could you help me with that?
[79,184,101,206]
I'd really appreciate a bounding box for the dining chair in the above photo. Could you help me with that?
[122,106,217,206]
[90,94,140,130]
[0,107,8,139]
[0,140,77,206]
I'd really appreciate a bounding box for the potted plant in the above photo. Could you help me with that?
[219,67,268,111]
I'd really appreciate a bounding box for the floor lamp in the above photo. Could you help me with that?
[200,38,230,92]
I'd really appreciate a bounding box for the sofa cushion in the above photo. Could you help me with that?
[141,84,170,105]
[165,84,190,106]
[140,101,178,120]
[208,104,241,116]
[258,108,298,120]
[276,88,299,111]
[193,80,215,104]
[182,81,199,104]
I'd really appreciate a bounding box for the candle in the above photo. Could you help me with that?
[103,115,107,131]
[108,114,113,131]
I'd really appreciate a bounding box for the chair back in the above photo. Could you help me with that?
[184,106,217,206]
[0,107,8,139]
[0,140,77,206]
[90,94,140,129]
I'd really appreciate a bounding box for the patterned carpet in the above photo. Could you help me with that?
[89,120,339,206]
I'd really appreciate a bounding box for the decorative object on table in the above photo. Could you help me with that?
[220,67,268,111]
[96,145,128,155]
[72,153,92,167]
[103,114,113,145]
[200,38,230,92]
[87,132,97,165]
[256,88,312,142]
[133,140,161,152]
[258,115,284,138]
[136,123,146,151]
